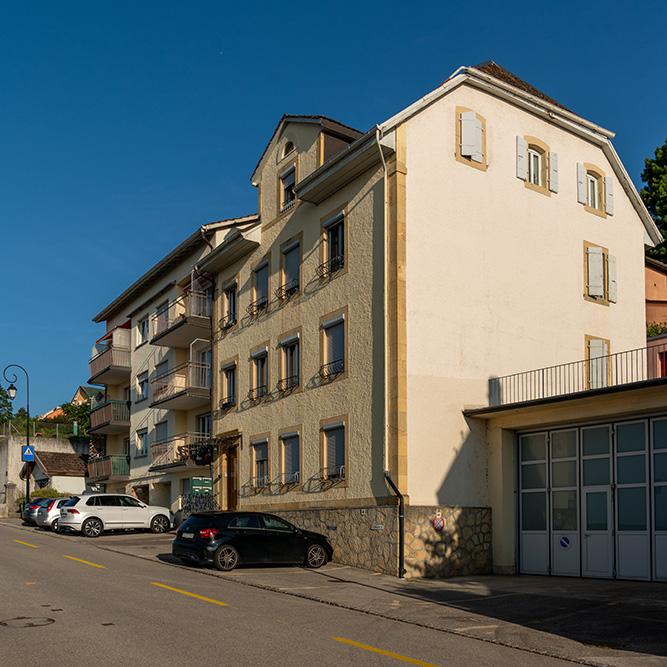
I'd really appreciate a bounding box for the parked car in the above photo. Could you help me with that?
[23,497,52,524]
[172,511,333,571]
[59,493,172,537]
[36,497,70,532]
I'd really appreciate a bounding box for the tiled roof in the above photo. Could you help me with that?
[35,451,88,476]
[473,61,571,112]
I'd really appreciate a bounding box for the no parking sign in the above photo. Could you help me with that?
[433,510,445,532]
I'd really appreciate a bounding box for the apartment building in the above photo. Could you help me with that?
[202,62,665,581]
[87,216,258,511]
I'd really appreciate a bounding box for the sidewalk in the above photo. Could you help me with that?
[4,518,667,666]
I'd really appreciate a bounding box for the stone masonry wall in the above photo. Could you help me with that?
[279,504,492,579]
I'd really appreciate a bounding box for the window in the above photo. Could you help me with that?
[137,371,149,401]
[124,437,131,458]
[516,136,558,194]
[456,107,486,170]
[221,283,237,328]
[660,352,667,379]
[321,422,345,481]
[586,336,610,390]
[277,241,300,300]
[197,413,211,436]
[283,141,294,158]
[137,317,149,347]
[280,164,296,213]
[318,213,345,277]
[280,432,300,485]
[577,163,614,216]
[136,428,148,457]
[585,242,617,305]
[248,262,269,315]
[155,420,168,444]
[278,334,299,391]
[249,347,268,400]
[251,439,268,488]
[320,313,345,379]
[221,362,237,408]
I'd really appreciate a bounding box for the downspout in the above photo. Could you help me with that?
[376,126,405,579]
[384,471,406,578]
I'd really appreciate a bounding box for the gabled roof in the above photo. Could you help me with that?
[21,451,88,479]
[251,114,363,185]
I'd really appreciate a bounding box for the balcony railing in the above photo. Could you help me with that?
[319,465,345,482]
[151,291,211,342]
[87,455,130,482]
[89,399,130,433]
[489,342,667,408]
[247,386,268,401]
[280,196,296,214]
[150,432,212,469]
[319,359,344,379]
[151,361,211,405]
[246,296,268,316]
[88,346,131,383]
[219,313,237,329]
[219,395,236,409]
[249,475,269,489]
[317,255,344,278]
[275,279,299,301]
[277,376,299,392]
[275,471,300,486]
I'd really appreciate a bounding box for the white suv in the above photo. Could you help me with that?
[59,493,172,537]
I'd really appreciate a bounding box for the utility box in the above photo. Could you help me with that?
[184,477,212,495]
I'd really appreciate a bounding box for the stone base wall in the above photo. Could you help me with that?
[404,506,492,579]
[278,504,492,579]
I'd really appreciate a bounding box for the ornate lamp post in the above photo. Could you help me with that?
[3,364,31,509]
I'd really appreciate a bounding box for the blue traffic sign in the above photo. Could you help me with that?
[559,536,571,550]
[22,446,34,462]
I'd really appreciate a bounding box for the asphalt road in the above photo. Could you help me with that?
[0,524,574,667]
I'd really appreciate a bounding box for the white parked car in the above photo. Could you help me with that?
[59,493,172,537]
[36,497,70,532]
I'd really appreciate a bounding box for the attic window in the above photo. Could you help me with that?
[283,141,294,158]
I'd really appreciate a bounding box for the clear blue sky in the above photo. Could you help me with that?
[1,0,665,416]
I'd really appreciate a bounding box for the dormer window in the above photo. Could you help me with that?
[280,165,296,214]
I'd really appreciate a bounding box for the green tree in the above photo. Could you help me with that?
[60,399,91,435]
[0,384,13,423]
[642,139,667,260]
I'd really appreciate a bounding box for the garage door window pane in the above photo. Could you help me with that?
[552,430,576,459]
[552,461,576,487]
[520,434,545,462]
[583,458,610,486]
[586,492,607,531]
[655,453,667,483]
[618,488,646,531]
[616,422,646,452]
[522,463,546,489]
[522,492,546,531]
[617,454,646,485]
[552,490,577,531]
[583,427,609,456]
[653,419,667,450]
[655,487,667,531]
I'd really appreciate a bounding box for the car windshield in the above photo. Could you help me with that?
[181,515,218,530]
[63,497,80,507]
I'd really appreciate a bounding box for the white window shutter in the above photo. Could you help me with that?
[604,176,614,215]
[587,246,604,298]
[607,254,617,303]
[461,111,483,162]
[588,338,609,389]
[577,163,587,204]
[548,152,559,192]
[516,136,527,180]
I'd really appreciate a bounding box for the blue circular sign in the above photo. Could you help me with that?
[559,536,571,550]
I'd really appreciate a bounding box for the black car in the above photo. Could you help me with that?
[172,511,333,571]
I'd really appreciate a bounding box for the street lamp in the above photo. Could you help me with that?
[3,365,30,511]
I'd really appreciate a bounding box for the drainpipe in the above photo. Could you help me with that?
[384,471,406,578]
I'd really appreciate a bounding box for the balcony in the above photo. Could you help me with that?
[316,255,344,278]
[149,432,212,471]
[488,342,667,408]
[275,279,299,301]
[319,465,345,482]
[88,346,131,385]
[247,386,268,402]
[87,456,130,483]
[246,296,268,317]
[150,291,211,348]
[319,359,344,380]
[277,376,299,392]
[89,398,130,434]
[150,361,211,410]
[275,471,300,486]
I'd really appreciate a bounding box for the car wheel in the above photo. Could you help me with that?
[82,518,103,538]
[150,515,170,533]
[213,545,239,572]
[51,519,59,533]
[305,544,327,568]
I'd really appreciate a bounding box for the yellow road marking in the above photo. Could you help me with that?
[454,624,499,632]
[26,582,36,585]
[14,540,39,548]
[151,582,228,606]
[64,556,105,568]
[333,638,439,666]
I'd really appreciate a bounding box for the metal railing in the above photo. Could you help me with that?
[319,465,345,482]
[277,376,299,392]
[275,471,300,486]
[317,255,344,278]
[180,492,219,516]
[150,432,212,468]
[247,386,268,401]
[489,342,667,407]
[87,455,130,480]
[319,359,344,379]
[249,475,269,489]
[151,291,211,338]
[280,197,296,214]
[89,346,131,377]
[89,399,130,430]
[275,279,299,301]
[219,395,236,409]
[151,361,211,402]
[246,296,268,316]
[219,313,237,329]
[1,419,77,438]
